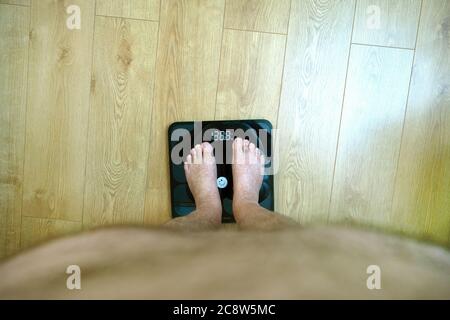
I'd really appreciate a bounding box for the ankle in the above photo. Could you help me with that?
[233,185,259,203]
[232,197,259,219]
[196,194,221,214]
[193,202,222,225]
[196,201,221,213]
[194,187,220,205]
[193,210,222,224]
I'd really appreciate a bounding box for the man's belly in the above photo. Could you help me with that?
[0,226,449,299]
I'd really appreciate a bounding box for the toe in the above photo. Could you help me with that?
[202,142,213,154]
[243,139,250,151]
[184,154,192,173]
[243,140,250,164]
[195,144,202,156]
[259,152,265,165]
[202,142,215,164]
[193,144,202,164]
[233,137,244,164]
[190,148,197,164]
[248,143,258,164]
[259,154,266,175]
[233,137,243,152]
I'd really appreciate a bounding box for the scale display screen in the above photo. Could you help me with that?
[212,129,233,141]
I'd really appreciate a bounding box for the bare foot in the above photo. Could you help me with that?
[231,138,295,229]
[232,137,265,207]
[184,142,222,223]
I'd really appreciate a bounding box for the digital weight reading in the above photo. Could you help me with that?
[212,130,232,141]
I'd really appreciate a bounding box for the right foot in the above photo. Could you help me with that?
[184,142,222,222]
[232,137,265,207]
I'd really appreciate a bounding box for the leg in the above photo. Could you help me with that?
[164,143,222,231]
[232,138,298,230]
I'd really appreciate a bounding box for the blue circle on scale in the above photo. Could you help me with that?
[217,176,228,189]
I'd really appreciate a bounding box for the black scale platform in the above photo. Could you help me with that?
[168,119,274,223]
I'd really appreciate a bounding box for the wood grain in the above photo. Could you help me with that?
[96,0,160,21]
[215,29,285,124]
[0,0,448,248]
[276,0,355,223]
[224,0,290,34]
[83,17,158,227]
[144,0,224,225]
[391,0,450,245]
[0,0,30,6]
[352,0,421,48]
[329,44,414,227]
[21,217,81,249]
[145,187,172,225]
[22,0,94,221]
[0,4,29,257]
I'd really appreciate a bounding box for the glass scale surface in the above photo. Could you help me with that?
[168,120,274,223]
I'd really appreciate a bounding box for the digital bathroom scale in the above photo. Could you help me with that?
[168,119,274,223]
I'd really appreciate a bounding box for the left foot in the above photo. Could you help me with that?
[184,142,222,223]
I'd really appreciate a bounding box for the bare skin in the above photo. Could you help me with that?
[164,142,222,230]
[165,138,296,231]
[1,225,449,299]
[231,138,297,230]
[0,139,449,299]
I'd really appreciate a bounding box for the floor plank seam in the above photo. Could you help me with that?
[213,0,228,120]
[80,0,98,231]
[224,27,287,36]
[326,0,358,222]
[351,42,415,51]
[142,0,163,224]
[18,1,33,251]
[388,0,424,225]
[95,13,159,23]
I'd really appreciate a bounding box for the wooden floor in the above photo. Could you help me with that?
[0,0,449,258]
